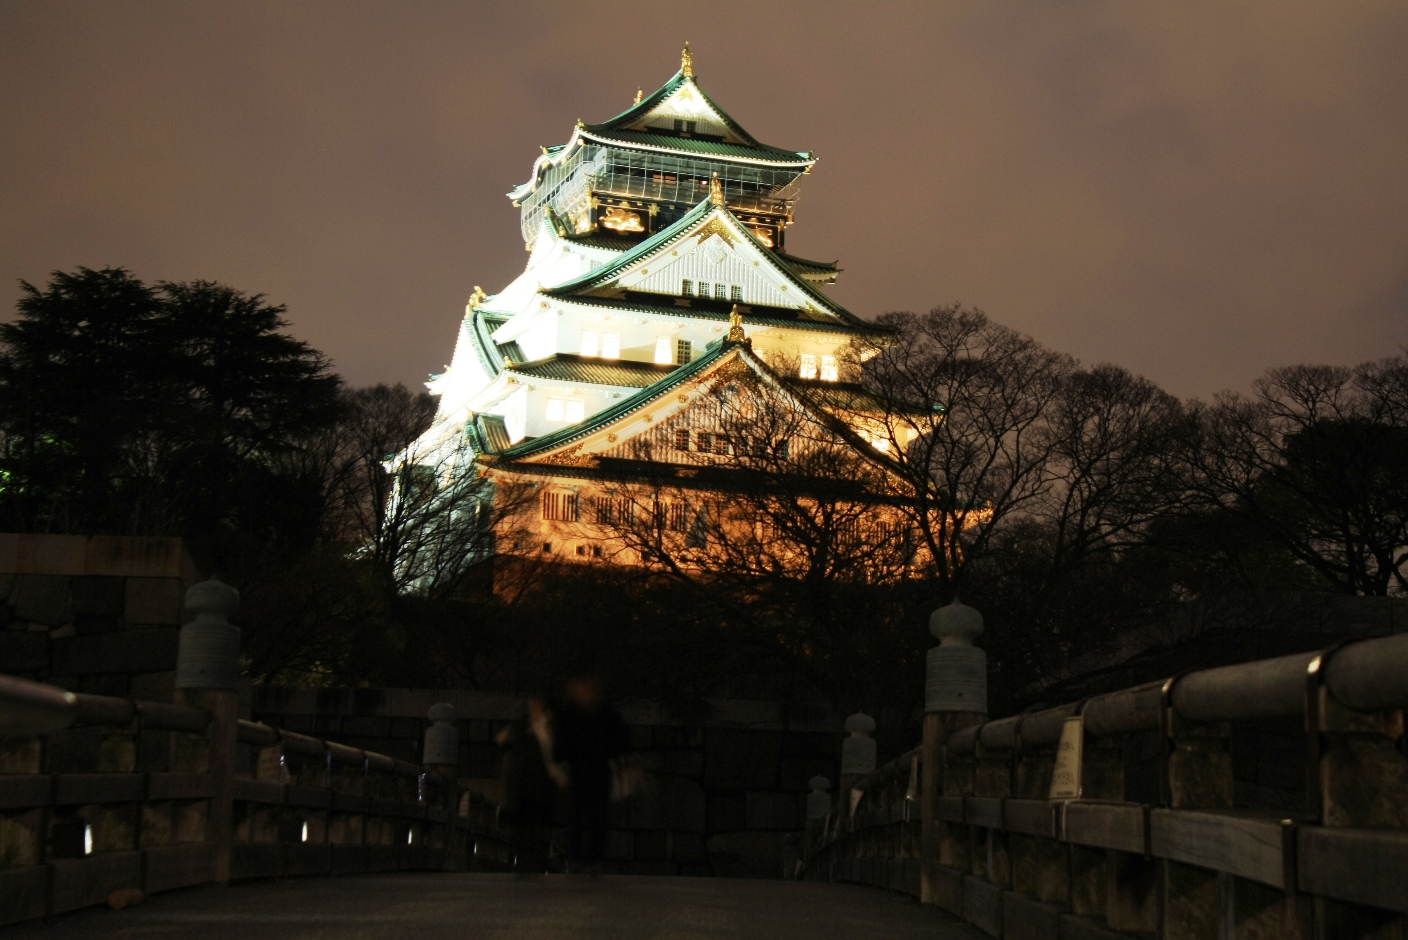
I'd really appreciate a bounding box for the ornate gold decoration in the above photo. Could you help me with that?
[468,286,487,307]
[747,226,774,247]
[709,173,725,207]
[728,304,745,342]
[601,207,644,232]
[681,42,694,78]
[607,433,618,443]
[694,217,737,248]
[576,118,585,129]
[549,444,595,467]
[634,87,643,106]
[720,356,753,377]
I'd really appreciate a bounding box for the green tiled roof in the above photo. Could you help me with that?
[543,195,881,331]
[494,339,733,460]
[580,128,811,166]
[548,293,890,336]
[562,231,645,252]
[776,251,841,278]
[786,378,938,416]
[506,354,680,388]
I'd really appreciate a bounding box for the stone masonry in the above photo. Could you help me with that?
[0,533,200,699]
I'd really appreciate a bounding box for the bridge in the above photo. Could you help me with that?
[2,873,982,939]
[0,581,1406,938]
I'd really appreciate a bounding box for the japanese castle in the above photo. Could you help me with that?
[405,45,910,561]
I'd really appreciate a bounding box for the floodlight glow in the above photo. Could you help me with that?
[83,825,92,856]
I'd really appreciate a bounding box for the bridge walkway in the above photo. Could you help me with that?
[6,873,985,939]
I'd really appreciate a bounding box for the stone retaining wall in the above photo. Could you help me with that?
[0,534,199,698]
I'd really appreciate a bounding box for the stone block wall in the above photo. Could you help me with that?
[251,685,845,878]
[0,533,199,698]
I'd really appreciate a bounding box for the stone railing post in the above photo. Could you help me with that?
[423,704,459,799]
[840,711,876,812]
[920,598,987,905]
[174,577,241,885]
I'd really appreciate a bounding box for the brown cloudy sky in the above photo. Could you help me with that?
[2,1,1405,397]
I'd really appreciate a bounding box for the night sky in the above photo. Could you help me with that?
[3,2,1405,398]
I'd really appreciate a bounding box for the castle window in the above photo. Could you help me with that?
[674,429,690,450]
[576,545,587,556]
[714,435,730,456]
[542,542,552,553]
[565,399,585,422]
[820,355,838,382]
[542,491,578,522]
[546,398,565,421]
[593,545,603,558]
[696,431,712,452]
[580,330,599,357]
[799,354,818,380]
[714,284,727,300]
[681,279,693,296]
[666,502,689,532]
[777,439,791,459]
[698,281,710,297]
[676,339,692,364]
[730,285,743,302]
[601,332,620,359]
[654,337,672,365]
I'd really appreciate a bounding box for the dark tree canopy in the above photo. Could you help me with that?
[0,267,341,538]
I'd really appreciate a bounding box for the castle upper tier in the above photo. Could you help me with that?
[407,45,903,484]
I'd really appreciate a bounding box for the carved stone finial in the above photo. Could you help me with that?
[710,172,725,207]
[634,87,643,106]
[681,41,694,78]
[925,598,988,714]
[728,304,745,342]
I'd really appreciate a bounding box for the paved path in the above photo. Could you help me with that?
[11,874,984,939]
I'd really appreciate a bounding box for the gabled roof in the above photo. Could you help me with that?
[487,338,914,487]
[494,338,732,461]
[506,353,680,389]
[509,57,815,202]
[541,194,881,332]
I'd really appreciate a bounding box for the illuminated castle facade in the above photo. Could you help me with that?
[404,46,916,566]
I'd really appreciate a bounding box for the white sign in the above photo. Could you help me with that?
[1049,716,1084,800]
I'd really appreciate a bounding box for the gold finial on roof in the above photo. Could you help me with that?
[728,304,745,343]
[634,87,643,106]
[709,172,724,207]
[469,286,486,308]
[576,118,585,129]
[681,41,694,78]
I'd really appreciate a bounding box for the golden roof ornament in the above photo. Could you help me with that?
[633,87,643,106]
[728,304,745,342]
[709,172,725,207]
[468,286,487,308]
[681,42,694,78]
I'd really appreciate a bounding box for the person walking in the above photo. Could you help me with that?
[496,695,559,875]
[553,675,629,874]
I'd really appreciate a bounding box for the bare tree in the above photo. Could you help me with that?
[1186,355,1408,595]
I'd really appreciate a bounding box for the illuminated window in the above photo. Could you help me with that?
[565,399,585,422]
[730,285,743,302]
[714,284,727,300]
[674,429,690,450]
[546,398,565,421]
[601,332,620,359]
[799,354,818,380]
[654,337,672,364]
[871,437,891,453]
[681,279,693,296]
[820,355,838,382]
[580,330,599,357]
[777,439,791,459]
[676,339,692,364]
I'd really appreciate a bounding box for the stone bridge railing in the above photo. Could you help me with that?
[800,600,1408,940]
[0,579,511,926]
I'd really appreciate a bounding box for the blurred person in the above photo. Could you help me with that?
[553,675,629,874]
[496,695,560,875]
